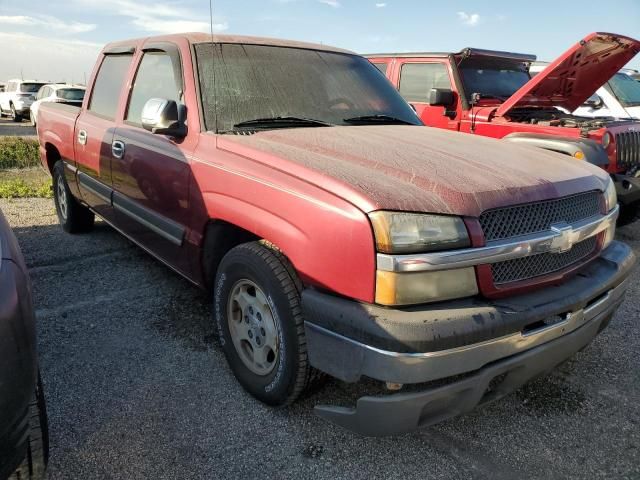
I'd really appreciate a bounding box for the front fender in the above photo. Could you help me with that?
[503,133,609,167]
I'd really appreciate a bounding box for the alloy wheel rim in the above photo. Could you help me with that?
[57,177,68,220]
[227,279,279,376]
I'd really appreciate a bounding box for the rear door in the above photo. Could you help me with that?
[110,42,193,275]
[396,60,460,130]
[75,50,135,219]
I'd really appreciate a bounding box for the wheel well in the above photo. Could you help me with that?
[201,220,260,289]
[44,143,61,173]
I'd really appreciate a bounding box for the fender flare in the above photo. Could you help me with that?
[503,132,609,167]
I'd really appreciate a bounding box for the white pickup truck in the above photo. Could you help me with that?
[530,64,640,120]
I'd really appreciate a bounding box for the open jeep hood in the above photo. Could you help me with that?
[496,32,640,117]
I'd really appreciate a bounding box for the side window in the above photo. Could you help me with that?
[36,87,45,99]
[399,63,452,103]
[88,54,133,119]
[372,62,388,76]
[126,51,181,124]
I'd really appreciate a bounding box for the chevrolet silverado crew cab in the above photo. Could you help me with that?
[37,34,635,436]
[367,32,640,225]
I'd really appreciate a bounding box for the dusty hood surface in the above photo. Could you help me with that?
[219,125,608,217]
[497,32,640,117]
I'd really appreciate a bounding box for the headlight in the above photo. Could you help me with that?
[602,132,612,149]
[369,211,470,254]
[370,211,477,305]
[604,176,617,212]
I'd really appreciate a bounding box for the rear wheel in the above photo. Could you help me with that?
[9,373,49,480]
[10,104,21,123]
[214,241,322,406]
[53,160,95,233]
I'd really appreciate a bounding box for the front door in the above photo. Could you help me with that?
[397,61,460,131]
[111,47,192,275]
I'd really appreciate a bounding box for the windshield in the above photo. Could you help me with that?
[606,73,640,107]
[195,43,421,132]
[20,83,46,93]
[458,58,530,102]
[57,88,85,101]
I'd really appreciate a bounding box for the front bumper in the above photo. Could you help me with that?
[302,241,635,436]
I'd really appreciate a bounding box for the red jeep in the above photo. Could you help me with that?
[367,32,640,224]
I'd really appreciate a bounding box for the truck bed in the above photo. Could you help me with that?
[37,102,81,171]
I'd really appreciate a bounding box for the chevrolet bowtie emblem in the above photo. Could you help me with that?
[549,223,574,253]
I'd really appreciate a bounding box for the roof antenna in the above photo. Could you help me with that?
[209,0,219,132]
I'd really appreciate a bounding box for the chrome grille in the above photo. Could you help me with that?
[491,236,598,285]
[479,191,601,242]
[615,131,640,169]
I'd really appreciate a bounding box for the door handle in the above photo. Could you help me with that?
[112,140,125,159]
[77,130,87,145]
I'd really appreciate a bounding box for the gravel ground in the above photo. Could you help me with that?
[1,197,639,480]
[0,117,37,137]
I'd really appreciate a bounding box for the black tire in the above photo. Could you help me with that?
[617,203,638,227]
[9,372,49,480]
[10,104,21,123]
[214,241,323,406]
[53,160,95,233]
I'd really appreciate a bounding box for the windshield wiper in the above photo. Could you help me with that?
[343,114,417,125]
[232,116,333,130]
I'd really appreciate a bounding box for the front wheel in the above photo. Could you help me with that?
[214,241,322,406]
[53,161,95,233]
[9,373,49,480]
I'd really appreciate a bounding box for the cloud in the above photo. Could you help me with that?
[457,11,480,26]
[0,15,96,34]
[375,2,387,7]
[73,0,228,34]
[0,32,101,82]
[318,0,341,7]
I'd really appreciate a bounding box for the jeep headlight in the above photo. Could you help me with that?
[604,176,617,212]
[369,211,470,254]
[369,212,477,305]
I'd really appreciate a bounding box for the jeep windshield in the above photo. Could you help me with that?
[194,43,421,132]
[605,72,640,107]
[458,58,530,104]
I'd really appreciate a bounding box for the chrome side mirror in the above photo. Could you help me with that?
[141,98,187,137]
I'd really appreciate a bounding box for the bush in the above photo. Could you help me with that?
[0,137,40,169]
[0,178,52,199]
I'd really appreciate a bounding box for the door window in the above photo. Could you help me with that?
[399,63,452,103]
[371,62,388,76]
[126,51,181,125]
[88,54,133,119]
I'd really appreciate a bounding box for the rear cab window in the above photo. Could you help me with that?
[88,54,134,119]
[399,63,452,103]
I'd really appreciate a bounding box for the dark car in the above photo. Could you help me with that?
[0,208,48,479]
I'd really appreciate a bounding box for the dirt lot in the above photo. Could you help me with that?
[1,197,639,479]
[0,117,37,137]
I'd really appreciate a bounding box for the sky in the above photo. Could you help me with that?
[0,0,638,82]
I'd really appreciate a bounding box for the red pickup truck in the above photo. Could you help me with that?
[37,34,635,436]
[367,32,640,224]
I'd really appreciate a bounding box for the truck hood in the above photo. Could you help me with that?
[496,32,640,117]
[219,126,608,217]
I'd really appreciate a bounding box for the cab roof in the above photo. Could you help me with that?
[102,33,354,55]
